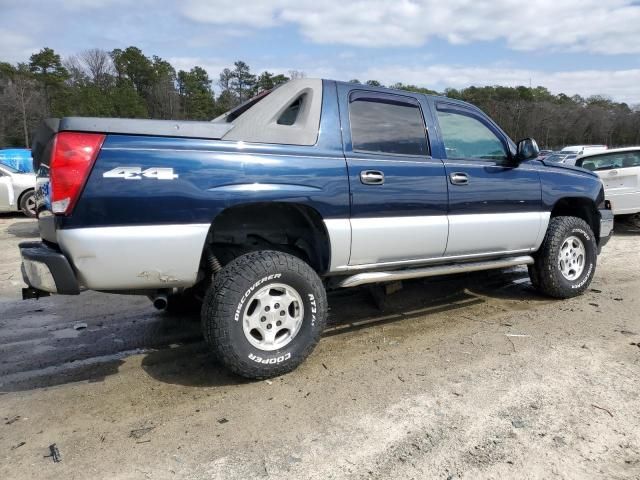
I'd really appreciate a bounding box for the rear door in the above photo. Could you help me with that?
[337,85,448,267]
[429,101,544,257]
[581,151,640,214]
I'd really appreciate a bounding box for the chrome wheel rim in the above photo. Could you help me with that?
[25,195,36,216]
[558,235,586,281]
[242,283,304,351]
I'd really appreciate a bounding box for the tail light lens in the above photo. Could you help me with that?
[50,132,105,215]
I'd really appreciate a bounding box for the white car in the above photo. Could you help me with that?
[576,147,640,226]
[0,164,37,217]
[561,145,608,156]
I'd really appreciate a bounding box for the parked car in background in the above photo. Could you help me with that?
[562,154,578,166]
[0,164,37,217]
[544,153,569,163]
[576,147,640,227]
[561,145,607,156]
[0,148,34,173]
[537,149,553,160]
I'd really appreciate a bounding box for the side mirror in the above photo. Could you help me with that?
[515,138,539,162]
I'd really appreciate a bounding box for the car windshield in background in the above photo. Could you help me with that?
[0,163,19,173]
[545,154,566,162]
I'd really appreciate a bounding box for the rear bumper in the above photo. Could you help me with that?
[598,208,614,253]
[19,241,80,295]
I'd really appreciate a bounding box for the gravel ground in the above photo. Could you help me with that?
[0,213,639,479]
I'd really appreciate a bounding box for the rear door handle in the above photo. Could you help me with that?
[449,172,469,185]
[360,170,385,185]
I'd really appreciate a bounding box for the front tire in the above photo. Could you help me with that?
[20,190,36,218]
[201,250,327,379]
[528,216,597,298]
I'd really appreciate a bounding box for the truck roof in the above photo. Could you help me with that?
[332,79,480,111]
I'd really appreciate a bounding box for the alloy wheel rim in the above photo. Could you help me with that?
[558,235,586,281]
[26,196,36,216]
[242,283,304,351]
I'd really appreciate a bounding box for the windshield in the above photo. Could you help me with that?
[0,163,19,173]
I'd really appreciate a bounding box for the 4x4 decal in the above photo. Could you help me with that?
[103,167,178,180]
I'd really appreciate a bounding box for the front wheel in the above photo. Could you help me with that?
[201,250,327,379]
[528,216,597,298]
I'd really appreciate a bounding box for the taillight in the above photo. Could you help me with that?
[50,132,105,215]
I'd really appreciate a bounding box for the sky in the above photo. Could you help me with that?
[1,0,640,104]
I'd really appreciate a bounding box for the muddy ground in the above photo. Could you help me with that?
[0,213,639,480]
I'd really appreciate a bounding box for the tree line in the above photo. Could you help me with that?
[1,46,638,149]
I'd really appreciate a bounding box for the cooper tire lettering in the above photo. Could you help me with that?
[248,352,291,364]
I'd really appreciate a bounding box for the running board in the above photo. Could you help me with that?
[335,255,535,288]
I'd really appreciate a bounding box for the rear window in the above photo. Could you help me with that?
[215,89,273,123]
[349,97,428,156]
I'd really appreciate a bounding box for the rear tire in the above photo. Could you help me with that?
[20,190,36,218]
[528,216,597,298]
[201,250,327,379]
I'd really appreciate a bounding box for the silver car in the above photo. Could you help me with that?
[0,164,37,217]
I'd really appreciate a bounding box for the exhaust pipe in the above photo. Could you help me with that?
[151,293,168,311]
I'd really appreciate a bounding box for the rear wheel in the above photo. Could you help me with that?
[20,190,36,218]
[201,250,327,379]
[528,216,597,298]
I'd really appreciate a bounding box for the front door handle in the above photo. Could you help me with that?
[360,170,385,185]
[449,172,470,185]
[609,170,618,176]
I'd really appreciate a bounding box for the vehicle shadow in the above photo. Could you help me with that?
[6,219,39,238]
[0,267,550,392]
[614,221,640,235]
[140,267,550,388]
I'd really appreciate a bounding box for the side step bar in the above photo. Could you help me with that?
[335,255,535,288]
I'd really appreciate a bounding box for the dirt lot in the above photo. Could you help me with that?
[0,214,639,480]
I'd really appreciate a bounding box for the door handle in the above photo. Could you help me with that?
[609,170,618,176]
[449,172,469,185]
[360,170,385,185]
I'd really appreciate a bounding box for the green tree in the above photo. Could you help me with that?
[178,66,215,119]
[0,63,44,147]
[255,71,289,94]
[28,47,69,115]
[230,61,256,103]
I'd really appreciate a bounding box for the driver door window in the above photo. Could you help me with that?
[436,110,508,162]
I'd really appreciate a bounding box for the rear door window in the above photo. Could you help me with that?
[349,95,429,156]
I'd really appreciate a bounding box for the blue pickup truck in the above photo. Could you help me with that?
[20,79,614,378]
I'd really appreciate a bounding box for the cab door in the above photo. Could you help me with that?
[337,85,448,267]
[429,101,544,257]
